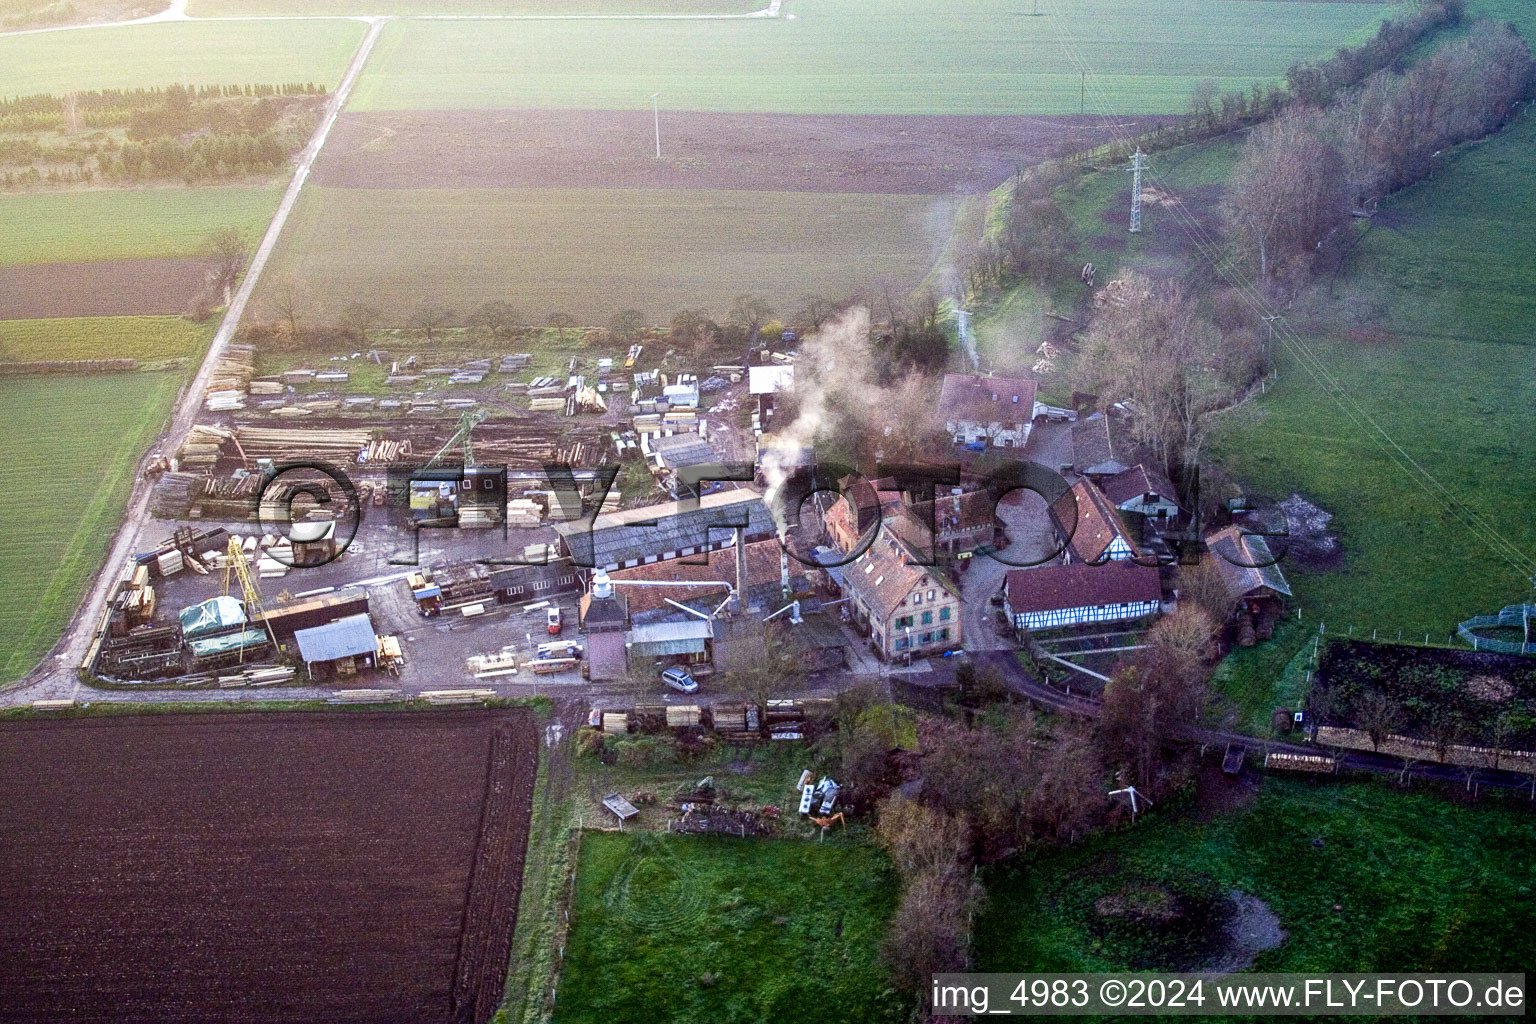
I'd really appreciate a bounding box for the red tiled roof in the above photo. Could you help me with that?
[1050,479,1139,563]
[937,373,1038,425]
[609,540,801,614]
[1004,561,1162,615]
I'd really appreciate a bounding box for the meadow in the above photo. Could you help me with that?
[0,186,284,267]
[0,316,213,362]
[1208,91,1536,640]
[0,19,366,97]
[347,0,1400,115]
[554,832,904,1024]
[255,185,955,321]
[975,778,1536,974]
[0,371,180,685]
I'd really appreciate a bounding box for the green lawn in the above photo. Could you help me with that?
[256,185,953,322]
[0,316,213,362]
[976,778,1536,974]
[0,371,180,684]
[347,0,1399,114]
[1209,108,1536,639]
[555,832,905,1024]
[0,19,367,97]
[0,186,284,267]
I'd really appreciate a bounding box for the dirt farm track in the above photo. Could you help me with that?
[0,709,538,1024]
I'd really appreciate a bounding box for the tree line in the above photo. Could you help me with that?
[0,86,327,190]
[1226,20,1534,284]
[0,83,326,133]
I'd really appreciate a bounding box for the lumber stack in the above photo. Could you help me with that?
[233,426,372,462]
[204,345,256,410]
[176,424,236,468]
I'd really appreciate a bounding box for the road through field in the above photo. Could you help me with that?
[1,17,385,700]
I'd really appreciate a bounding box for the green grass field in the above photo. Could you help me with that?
[0,19,366,97]
[0,316,214,362]
[346,0,1400,114]
[555,832,905,1024]
[257,185,954,321]
[0,371,180,685]
[0,186,284,267]
[1208,109,1536,641]
[976,778,1536,974]
[190,0,755,13]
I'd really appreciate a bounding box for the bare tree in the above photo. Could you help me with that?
[1074,272,1232,478]
[268,277,307,342]
[1355,690,1404,753]
[1223,107,1351,280]
[669,308,717,354]
[410,303,456,341]
[727,294,775,340]
[204,227,248,297]
[1187,78,1220,131]
[608,308,648,343]
[1175,557,1237,627]
[467,301,521,339]
[795,294,834,331]
[340,302,380,342]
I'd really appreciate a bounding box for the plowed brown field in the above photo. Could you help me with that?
[313,110,1180,194]
[0,709,538,1024]
[0,259,208,320]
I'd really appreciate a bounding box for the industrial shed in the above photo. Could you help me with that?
[553,489,777,571]
[293,613,378,678]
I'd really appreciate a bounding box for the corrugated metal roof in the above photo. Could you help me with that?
[294,613,377,663]
[628,619,713,644]
[554,490,776,568]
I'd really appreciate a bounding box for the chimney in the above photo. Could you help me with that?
[733,527,747,614]
[781,547,790,600]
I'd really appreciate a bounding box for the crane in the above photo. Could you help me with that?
[423,407,488,469]
[224,537,277,660]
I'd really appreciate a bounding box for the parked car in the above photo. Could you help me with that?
[661,667,699,694]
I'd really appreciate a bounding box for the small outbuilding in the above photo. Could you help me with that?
[293,612,378,678]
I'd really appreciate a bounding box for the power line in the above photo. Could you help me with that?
[1039,2,1536,582]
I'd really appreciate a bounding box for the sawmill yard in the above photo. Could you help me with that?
[0,708,539,1024]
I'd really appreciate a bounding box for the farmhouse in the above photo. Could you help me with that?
[1050,478,1141,564]
[837,535,961,660]
[1002,561,1163,632]
[937,373,1041,449]
[1100,464,1181,520]
[552,489,777,571]
[885,488,999,559]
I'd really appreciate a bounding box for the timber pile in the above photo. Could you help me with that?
[233,426,372,462]
[176,424,237,469]
[204,345,256,409]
